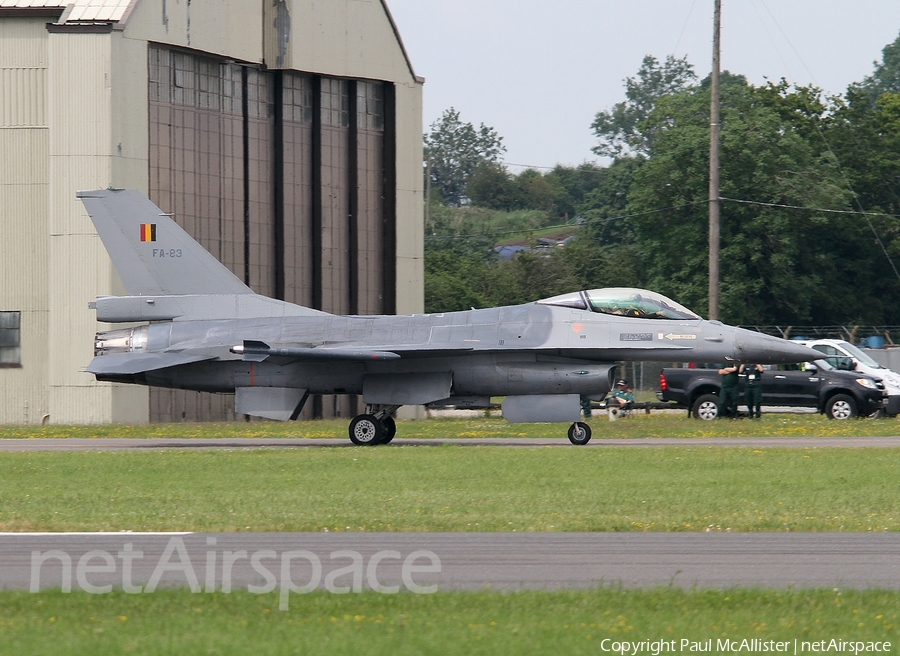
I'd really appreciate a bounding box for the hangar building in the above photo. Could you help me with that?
[0,0,424,423]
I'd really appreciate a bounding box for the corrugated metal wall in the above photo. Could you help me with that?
[149,47,247,422]
[0,18,49,424]
[357,80,386,315]
[282,72,314,308]
[146,44,390,422]
[39,28,151,425]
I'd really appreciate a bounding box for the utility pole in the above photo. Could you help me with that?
[708,0,721,320]
[425,156,432,234]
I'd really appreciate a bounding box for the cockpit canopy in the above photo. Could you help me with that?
[537,288,700,320]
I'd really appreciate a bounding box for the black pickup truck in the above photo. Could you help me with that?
[657,363,888,419]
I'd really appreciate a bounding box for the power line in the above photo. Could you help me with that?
[424,200,707,240]
[756,0,820,86]
[746,0,900,283]
[502,161,604,172]
[670,0,699,57]
[806,115,900,283]
[425,196,900,241]
[720,197,900,219]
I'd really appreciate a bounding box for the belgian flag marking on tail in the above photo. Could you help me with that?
[140,223,157,242]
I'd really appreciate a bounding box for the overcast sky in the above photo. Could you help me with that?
[386,0,900,170]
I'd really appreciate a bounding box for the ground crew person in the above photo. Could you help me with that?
[717,364,739,418]
[580,395,593,419]
[609,379,635,405]
[606,379,635,420]
[740,363,764,418]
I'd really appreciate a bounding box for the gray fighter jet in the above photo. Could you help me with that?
[79,189,821,445]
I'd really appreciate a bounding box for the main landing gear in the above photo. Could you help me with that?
[348,405,399,445]
[347,407,592,446]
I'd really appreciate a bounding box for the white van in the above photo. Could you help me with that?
[797,339,900,416]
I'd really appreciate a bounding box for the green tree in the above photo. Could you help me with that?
[424,108,505,205]
[468,163,607,218]
[591,54,697,157]
[543,163,605,218]
[850,31,900,102]
[466,162,520,211]
[423,249,490,313]
[514,169,556,212]
[623,79,887,325]
[578,156,643,248]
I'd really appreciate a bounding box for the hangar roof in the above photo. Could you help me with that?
[0,0,425,83]
[0,0,419,80]
[0,0,135,23]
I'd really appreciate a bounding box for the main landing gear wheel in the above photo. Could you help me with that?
[349,414,384,445]
[380,416,397,444]
[567,421,592,445]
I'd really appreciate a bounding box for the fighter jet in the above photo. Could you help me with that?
[79,189,822,445]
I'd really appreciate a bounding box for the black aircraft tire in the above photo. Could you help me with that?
[380,416,397,444]
[567,421,592,445]
[349,414,384,445]
[691,394,721,421]
[825,394,857,420]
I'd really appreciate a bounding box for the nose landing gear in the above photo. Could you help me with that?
[567,421,592,445]
[348,405,399,445]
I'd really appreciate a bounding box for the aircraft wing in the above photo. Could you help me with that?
[354,343,693,355]
[86,352,216,375]
[232,338,692,365]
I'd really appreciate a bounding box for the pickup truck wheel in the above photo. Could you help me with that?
[825,394,857,420]
[691,394,720,420]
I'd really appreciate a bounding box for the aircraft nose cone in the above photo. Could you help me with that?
[733,328,822,364]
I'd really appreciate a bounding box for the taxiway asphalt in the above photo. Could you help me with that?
[6,532,900,593]
[3,436,900,450]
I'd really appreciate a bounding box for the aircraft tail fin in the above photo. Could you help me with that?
[78,189,254,296]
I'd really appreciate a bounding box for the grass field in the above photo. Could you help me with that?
[0,587,896,656]
[3,412,900,441]
[1,446,899,532]
[4,417,900,652]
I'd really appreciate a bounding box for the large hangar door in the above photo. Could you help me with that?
[148,46,274,422]
[145,45,394,423]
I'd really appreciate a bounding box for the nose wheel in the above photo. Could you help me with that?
[567,421,592,445]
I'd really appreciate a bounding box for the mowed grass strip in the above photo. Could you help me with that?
[1,447,899,532]
[4,412,900,441]
[0,588,896,656]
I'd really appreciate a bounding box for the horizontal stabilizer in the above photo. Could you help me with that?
[92,294,327,322]
[86,352,215,375]
[232,340,401,362]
